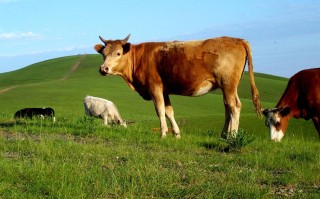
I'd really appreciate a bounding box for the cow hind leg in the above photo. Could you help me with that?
[221,103,232,138]
[221,91,242,138]
[164,95,181,138]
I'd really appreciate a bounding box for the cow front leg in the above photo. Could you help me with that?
[101,114,110,127]
[312,117,320,137]
[164,95,181,138]
[152,92,169,138]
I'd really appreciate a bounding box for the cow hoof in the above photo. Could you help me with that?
[220,132,228,139]
[161,134,167,138]
[174,134,181,139]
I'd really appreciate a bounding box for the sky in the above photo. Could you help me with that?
[0,0,319,77]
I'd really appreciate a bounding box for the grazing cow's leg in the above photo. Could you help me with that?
[164,95,181,138]
[312,117,320,137]
[101,114,109,127]
[232,93,242,131]
[221,89,241,138]
[222,101,232,138]
[152,90,168,138]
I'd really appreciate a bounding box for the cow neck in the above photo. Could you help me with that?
[131,44,136,77]
[126,44,135,83]
[276,87,300,117]
[276,100,298,119]
[276,100,289,110]
[119,45,135,90]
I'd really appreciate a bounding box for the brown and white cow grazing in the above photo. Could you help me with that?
[94,34,262,138]
[263,68,320,141]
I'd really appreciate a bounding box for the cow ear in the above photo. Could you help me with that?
[123,43,131,54]
[94,44,104,54]
[279,107,290,117]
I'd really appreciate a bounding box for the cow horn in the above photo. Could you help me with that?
[272,107,282,113]
[262,108,281,115]
[99,36,107,44]
[122,34,131,44]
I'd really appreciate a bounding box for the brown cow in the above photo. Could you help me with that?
[94,34,262,138]
[263,68,320,141]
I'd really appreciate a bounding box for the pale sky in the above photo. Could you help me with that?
[0,0,319,77]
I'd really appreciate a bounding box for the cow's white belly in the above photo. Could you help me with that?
[193,80,213,96]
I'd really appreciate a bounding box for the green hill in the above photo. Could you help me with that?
[0,54,288,116]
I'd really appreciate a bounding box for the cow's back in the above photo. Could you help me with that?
[156,37,248,95]
[278,68,320,118]
[84,96,113,116]
[296,68,320,113]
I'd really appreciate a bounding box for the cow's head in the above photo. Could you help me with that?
[262,107,290,142]
[94,34,131,76]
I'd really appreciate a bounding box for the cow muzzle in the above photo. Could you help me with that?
[270,128,284,142]
[99,66,109,76]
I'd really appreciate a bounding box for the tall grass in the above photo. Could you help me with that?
[1,114,319,198]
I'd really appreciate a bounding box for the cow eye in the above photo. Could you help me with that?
[117,52,121,56]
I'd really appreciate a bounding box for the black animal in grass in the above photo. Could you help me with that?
[14,108,56,122]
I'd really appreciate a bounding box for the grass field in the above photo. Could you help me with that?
[0,54,319,198]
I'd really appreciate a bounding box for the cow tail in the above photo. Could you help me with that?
[244,40,262,116]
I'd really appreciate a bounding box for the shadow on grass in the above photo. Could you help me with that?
[201,141,231,153]
[0,121,16,128]
[202,128,256,153]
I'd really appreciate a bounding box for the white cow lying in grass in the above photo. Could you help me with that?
[84,96,127,127]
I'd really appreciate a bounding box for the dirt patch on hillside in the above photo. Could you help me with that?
[0,55,87,96]
[0,86,17,95]
[60,54,86,81]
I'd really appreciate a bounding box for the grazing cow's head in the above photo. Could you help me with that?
[262,107,290,142]
[94,34,131,76]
